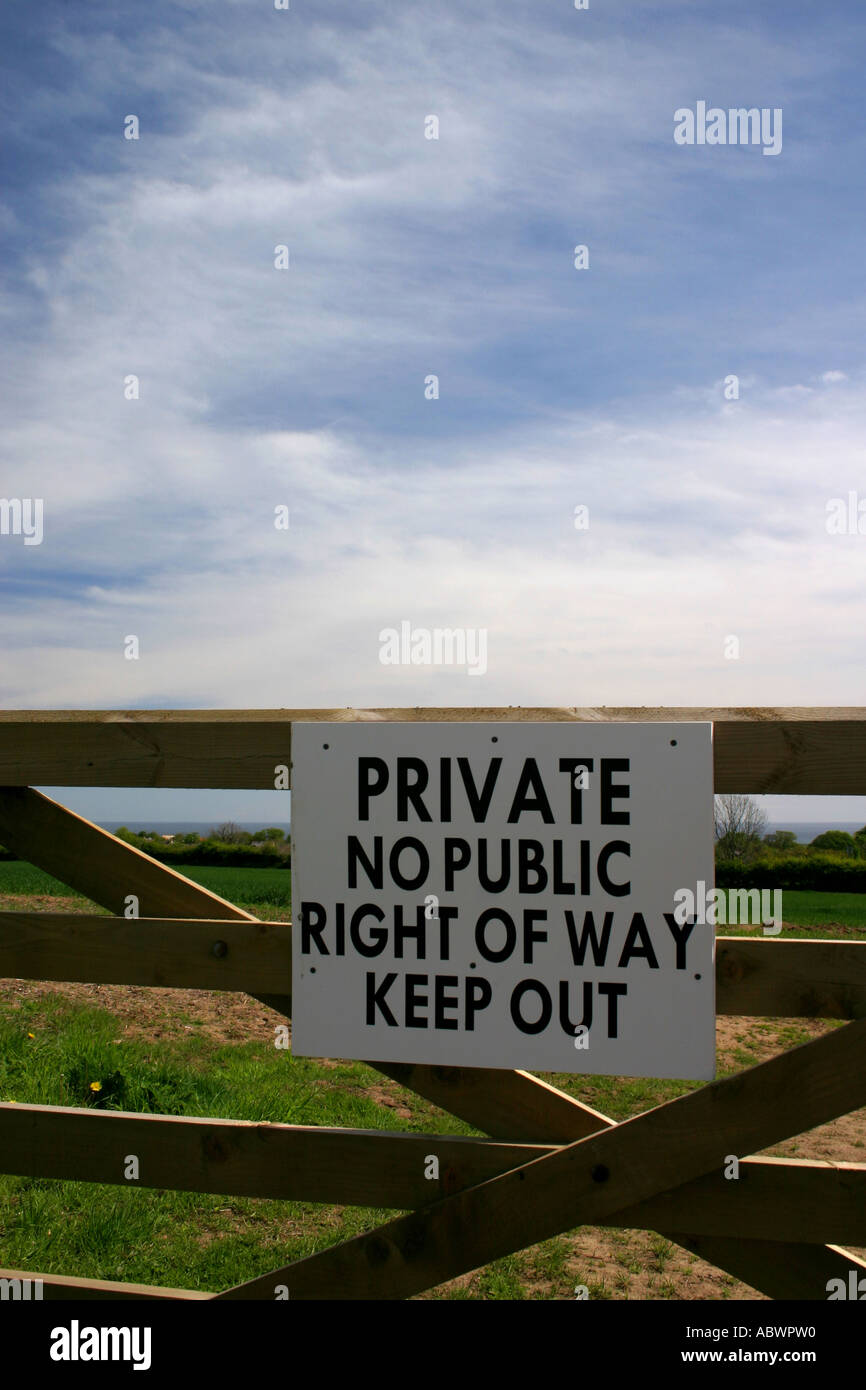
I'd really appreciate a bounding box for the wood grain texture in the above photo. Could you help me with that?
[217,1016,866,1298]
[0,708,864,791]
[0,788,295,1014]
[0,1103,550,1206]
[0,913,290,993]
[372,1062,615,1143]
[612,1156,866,1244]
[370,1067,866,1296]
[3,918,864,1023]
[718,938,866,1019]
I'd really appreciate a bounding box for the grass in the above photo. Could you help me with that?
[0,987,478,1292]
[773,889,866,929]
[4,861,866,929]
[714,887,866,938]
[0,860,291,907]
[168,865,291,907]
[1,861,865,933]
[0,862,76,896]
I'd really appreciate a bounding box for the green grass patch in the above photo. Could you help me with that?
[173,865,291,907]
[712,888,866,937]
[0,862,77,896]
[0,860,291,909]
[0,991,478,1292]
[4,863,865,933]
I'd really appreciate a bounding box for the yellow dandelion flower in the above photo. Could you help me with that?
[89,1081,102,1092]
[27,1032,35,1039]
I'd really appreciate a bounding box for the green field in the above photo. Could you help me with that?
[0,860,291,907]
[714,887,866,936]
[2,862,865,933]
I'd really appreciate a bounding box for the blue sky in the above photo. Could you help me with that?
[2,0,865,824]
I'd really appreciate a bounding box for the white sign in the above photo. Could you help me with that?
[291,722,715,1079]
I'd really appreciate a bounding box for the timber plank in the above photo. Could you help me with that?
[0,914,290,993]
[3,915,864,1020]
[375,1065,866,1297]
[612,1156,866,1245]
[0,708,864,791]
[0,788,295,1015]
[0,793,603,1142]
[718,938,866,1019]
[372,1063,613,1143]
[0,1103,549,1206]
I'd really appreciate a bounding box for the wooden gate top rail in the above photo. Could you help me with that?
[0,707,864,792]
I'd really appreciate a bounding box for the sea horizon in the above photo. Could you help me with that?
[98,819,864,844]
[99,821,291,836]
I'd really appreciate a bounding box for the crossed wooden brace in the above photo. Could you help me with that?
[1,787,864,1301]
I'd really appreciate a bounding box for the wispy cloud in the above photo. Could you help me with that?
[1,0,864,743]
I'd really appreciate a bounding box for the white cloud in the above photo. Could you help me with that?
[3,372,866,710]
[3,1,866,721]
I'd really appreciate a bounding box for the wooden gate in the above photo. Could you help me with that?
[0,708,864,1300]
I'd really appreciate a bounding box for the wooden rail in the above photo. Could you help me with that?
[1,917,863,1019]
[0,707,864,792]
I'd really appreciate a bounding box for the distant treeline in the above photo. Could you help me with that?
[2,824,866,888]
[715,825,866,891]
[0,824,293,870]
[716,854,866,892]
[113,823,292,868]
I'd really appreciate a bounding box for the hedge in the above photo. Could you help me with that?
[0,838,290,870]
[716,855,866,892]
[133,843,291,869]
